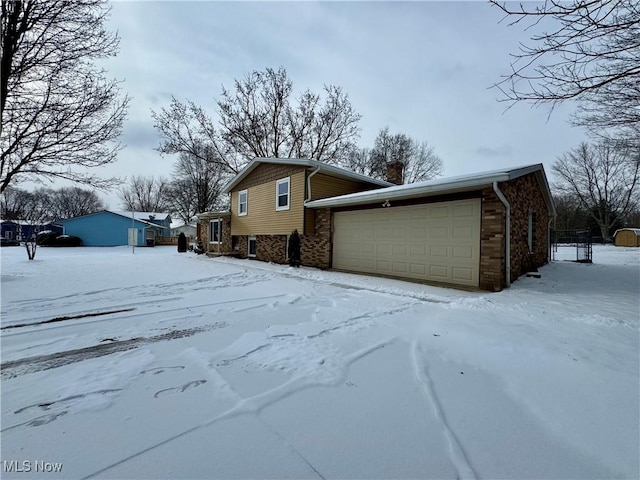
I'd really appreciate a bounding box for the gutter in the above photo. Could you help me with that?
[305,165,322,203]
[306,174,512,209]
[548,215,555,262]
[493,181,511,288]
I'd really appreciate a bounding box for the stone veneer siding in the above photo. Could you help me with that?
[301,208,331,269]
[197,214,232,254]
[480,188,506,291]
[256,235,287,263]
[479,172,550,291]
[501,173,550,280]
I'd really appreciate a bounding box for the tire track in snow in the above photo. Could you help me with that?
[2,270,270,322]
[2,294,289,338]
[412,341,477,480]
[1,321,227,379]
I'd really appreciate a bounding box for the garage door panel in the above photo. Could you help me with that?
[430,226,449,239]
[410,227,426,238]
[377,243,390,254]
[430,206,449,218]
[453,245,473,259]
[430,245,450,257]
[376,260,390,272]
[453,267,473,281]
[392,244,407,255]
[333,199,480,287]
[392,227,407,239]
[429,265,449,278]
[453,225,474,239]
[410,209,428,220]
[453,204,475,217]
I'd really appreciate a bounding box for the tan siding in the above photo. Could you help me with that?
[236,163,306,191]
[310,174,375,200]
[231,171,305,235]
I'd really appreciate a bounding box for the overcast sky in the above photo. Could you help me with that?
[83,0,588,209]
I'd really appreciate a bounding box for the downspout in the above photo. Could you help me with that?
[548,217,554,262]
[305,165,322,203]
[493,182,510,287]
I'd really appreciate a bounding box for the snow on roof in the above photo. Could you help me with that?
[222,157,393,193]
[613,228,640,237]
[305,163,554,212]
[109,211,171,222]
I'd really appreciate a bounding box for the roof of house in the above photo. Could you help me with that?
[613,228,640,237]
[59,210,171,228]
[222,157,393,194]
[109,211,171,222]
[305,163,555,214]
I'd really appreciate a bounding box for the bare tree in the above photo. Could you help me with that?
[553,141,640,241]
[151,98,240,174]
[1,188,51,259]
[1,186,32,219]
[490,0,640,143]
[0,0,129,193]
[119,176,171,212]
[351,127,443,183]
[152,67,361,171]
[552,193,589,231]
[50,187,104,220]
[341,147,372,176]
[165,149,230,224]
[1,185,103,222]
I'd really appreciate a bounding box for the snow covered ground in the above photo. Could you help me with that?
[1,244,638,479]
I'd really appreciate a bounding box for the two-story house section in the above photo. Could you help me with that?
[207,158,392,266]
[199,159,556,292]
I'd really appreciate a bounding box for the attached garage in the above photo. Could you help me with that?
[332,199,481,287]
[306,164,556,291]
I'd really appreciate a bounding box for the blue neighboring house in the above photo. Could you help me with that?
[58,210,172,247]
[1,220,63,241]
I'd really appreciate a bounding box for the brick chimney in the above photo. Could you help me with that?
[386,161,404,185]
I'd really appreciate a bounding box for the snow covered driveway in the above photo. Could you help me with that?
[1,245,638,479]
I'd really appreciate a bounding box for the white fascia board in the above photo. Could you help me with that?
[305,173,511,208]
[306,163,553,210]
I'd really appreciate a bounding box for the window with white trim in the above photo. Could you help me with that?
[248,236,257,257]
[210,219,222,243]
[238,190,248,216]
[276,177,290,211]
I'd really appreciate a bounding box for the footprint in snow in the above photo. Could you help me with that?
[154,380,207,398]
[140,365,186,375]
[1,410,70,433]
[14,389,122,415]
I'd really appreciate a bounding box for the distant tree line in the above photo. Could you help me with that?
[552,139,640,241]
[1,186,104,223]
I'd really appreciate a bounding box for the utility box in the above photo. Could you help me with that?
[128,228,138,246]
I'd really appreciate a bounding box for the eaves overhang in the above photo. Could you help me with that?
[305,163,555,215]
[222,157,392,194]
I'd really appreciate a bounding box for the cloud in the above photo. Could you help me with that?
[475,145,514,157]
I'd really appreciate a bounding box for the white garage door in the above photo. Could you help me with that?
[332,199,481,287]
